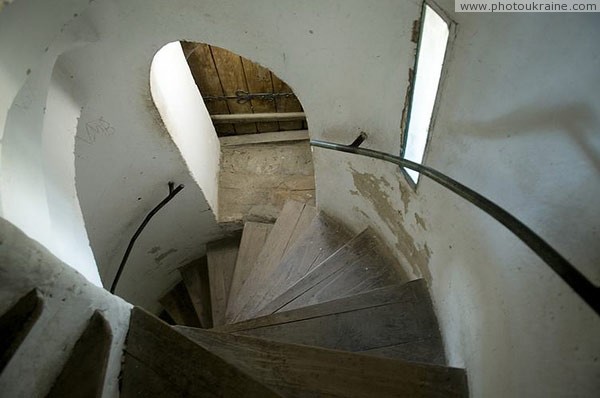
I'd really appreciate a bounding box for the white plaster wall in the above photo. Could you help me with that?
[0,0,92,157]
[0,217,131,398]
[0,1,598,396]
[150,41,221,214]
[0,9,101,285]
[419,8,600,396]
[314,5,600,397]
[40,57,101,285]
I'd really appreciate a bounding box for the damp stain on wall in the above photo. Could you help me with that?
[147,246,161,254]
[349,165,432,281]
[415,213,428,230]
[155,248,178,264]
[399,179,411,214]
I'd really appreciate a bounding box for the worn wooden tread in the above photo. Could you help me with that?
[216,282,417,333]
[258,227,406,316]
[121,307,281,398]
[226,222,273,323]
[278,254,403,313]
[47,311,113,398]
[248,213,354,317]
[207,237,240,327]
[231,200,317,323]
[175,327,468,398]
[213,280,445,365]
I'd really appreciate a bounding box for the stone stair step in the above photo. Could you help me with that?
[47,311,112,398]
[0,289,43,373]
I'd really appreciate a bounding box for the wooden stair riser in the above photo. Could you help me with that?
[179,258,213,328]
[207,237,240,327]
[158,281,201,327]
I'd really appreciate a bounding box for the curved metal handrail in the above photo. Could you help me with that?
[110,182,185,294]
[310,139,599,316]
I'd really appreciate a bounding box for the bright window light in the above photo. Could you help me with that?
[403,5,449,184]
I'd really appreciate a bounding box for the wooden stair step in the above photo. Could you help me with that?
[213,280,445,365]
[0,289,43,373]
[247,213,353,317]
[159,281,201,327]
[121,307,281,398]
[47,311,113,398]
[175,326,468,398]
[207,237,240,327]
[230,200,317,323]
[215,283,414,333]
[258,228,407,316]
[179,257,212,328]
[226,222,273,323]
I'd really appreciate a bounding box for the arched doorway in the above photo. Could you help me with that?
[151,41,315,224]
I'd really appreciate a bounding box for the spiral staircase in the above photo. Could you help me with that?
[0,200,468,397]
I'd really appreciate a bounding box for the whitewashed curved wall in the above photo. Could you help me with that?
[0,8,100,285]
[150,41,220,214]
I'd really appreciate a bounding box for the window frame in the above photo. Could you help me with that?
[400,1,455,190]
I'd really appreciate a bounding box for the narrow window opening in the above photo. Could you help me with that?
[402,5,450,184]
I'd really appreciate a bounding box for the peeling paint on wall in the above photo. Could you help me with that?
[399,178,411,214]
[349,165,431,282]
